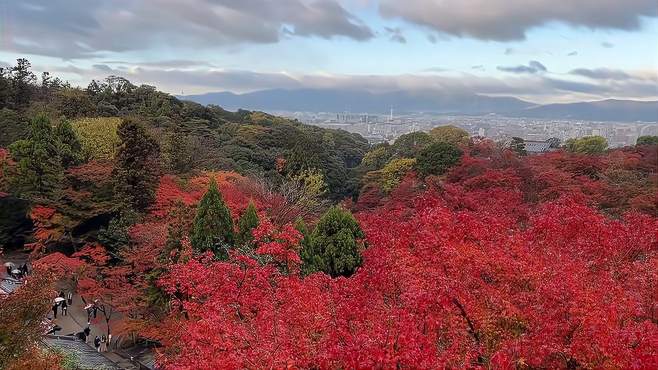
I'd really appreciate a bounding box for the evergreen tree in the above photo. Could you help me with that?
[509,137,527,156]
[8,115,63,200]
[190,180,235,259]
[414,142,463,177]
[301,206,365,278]
[294,217,312,253]
[162,132,194,174]
[113,118,160,211]
[54,119,83,167]
[237,200,259,247]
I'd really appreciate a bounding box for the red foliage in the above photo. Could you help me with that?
[28,206,65,256]
[66,160,114,184]
[32,252,85,276]
[151,172,249,218]
[253,219,303,272]
[158,189,658,369]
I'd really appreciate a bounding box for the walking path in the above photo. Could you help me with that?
[3,249,144,369]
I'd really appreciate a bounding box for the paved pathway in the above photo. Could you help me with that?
[4,250,138,368]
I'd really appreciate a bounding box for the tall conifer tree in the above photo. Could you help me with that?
[113,118,160,211]
[8,114,63,200]
[237,200,259,247]
[190,180,235,259]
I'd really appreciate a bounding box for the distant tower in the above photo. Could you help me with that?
[389,106,393,122]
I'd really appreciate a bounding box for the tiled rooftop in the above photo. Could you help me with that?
[43,335,120,369]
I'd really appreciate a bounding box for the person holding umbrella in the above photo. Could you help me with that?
[4,262,14,276]
[53,297,65,317]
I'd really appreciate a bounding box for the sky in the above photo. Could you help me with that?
[0,0,657,103]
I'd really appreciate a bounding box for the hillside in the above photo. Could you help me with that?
[182,89,658,122]
[517,99,658,122]
[180,88,534,114]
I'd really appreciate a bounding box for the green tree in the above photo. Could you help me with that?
[162,132,194,174]
[509,137,527,156]
[9,58,37,108]
[8,115,63,200]
[302,206,365,278]
[414,142,463,177]
[237,200,259,247]
[637,135,658,146]
[113,118,160,211]
[565,136,608,154]
[429,125,470,145]
[190,180,235,259]
[392,131,434,158]
[360,144,391,170]
[0,108,28,147]
[54,120,83,167]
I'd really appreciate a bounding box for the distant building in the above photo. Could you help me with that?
[524,140,552,154]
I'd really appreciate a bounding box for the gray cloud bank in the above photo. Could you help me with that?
[380,0,657,41]
[3,0,373,58]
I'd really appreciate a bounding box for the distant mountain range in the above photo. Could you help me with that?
[180,89,658,122]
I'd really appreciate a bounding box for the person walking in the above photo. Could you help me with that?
[93,305,98,319]
[62,300,68,316]
[67,291,73,305]
[100,335,107,352]
[84,326,91,343]
[52,303,58,319]
[94,336,101,352]
[108,333,112,350]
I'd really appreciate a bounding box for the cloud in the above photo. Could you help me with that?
[471,65,485,71]
[498,60,547,74]
[504,48,515,55]
[92,64,113,73]
[570,68,631,80]
[601,41,615,48]
[567,51,578,56]
[380,0,657,41]
[384,27,407,43]
[2,0,373,59]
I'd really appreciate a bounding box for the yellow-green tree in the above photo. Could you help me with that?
[565,136,608,154]
[429,125,470,145]
[380,158,416,193]
[71,117,122,160]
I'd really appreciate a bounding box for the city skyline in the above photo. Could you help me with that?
[0,0,657,103]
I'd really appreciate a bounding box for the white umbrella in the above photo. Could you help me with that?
[3,262,15,268]
[11,269,20,274]
[84,303,94,310]
[54,297,65,303]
